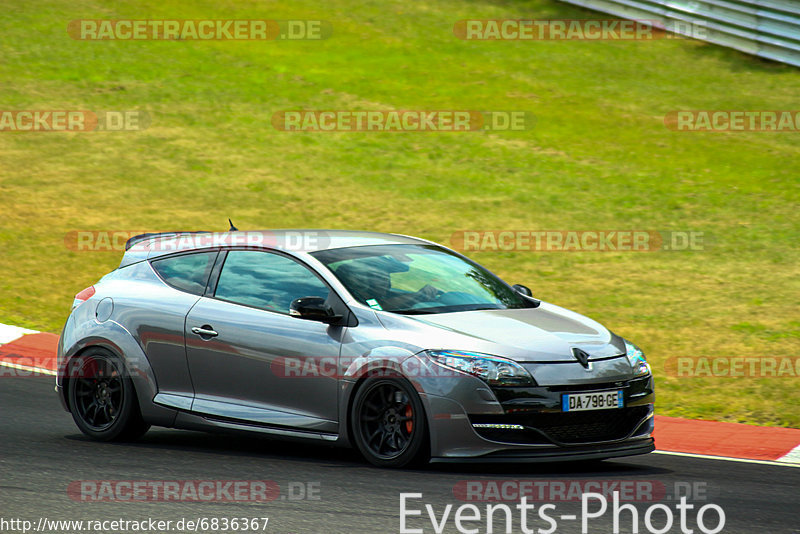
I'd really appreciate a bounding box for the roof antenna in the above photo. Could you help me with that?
[228,219,238,231]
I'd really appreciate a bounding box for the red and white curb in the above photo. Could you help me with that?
[0,323,59,376]
[778,445,800,463]
[0,323,38,344]
[0,322,798,465]
[652,416,800,467]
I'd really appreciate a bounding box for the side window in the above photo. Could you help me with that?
[214,251,330,313]
[151,251,217,296]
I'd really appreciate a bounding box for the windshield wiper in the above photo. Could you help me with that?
[391,309,436,315]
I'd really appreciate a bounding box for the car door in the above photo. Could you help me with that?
[184,249,344,434]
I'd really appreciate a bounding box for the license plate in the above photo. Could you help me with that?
[562,389,624,412]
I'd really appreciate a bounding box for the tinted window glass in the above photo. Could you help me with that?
[215,251,330,313]
[151,252,217,296]
[312,244,525,314]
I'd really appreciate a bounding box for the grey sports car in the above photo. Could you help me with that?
[56,230,654,467]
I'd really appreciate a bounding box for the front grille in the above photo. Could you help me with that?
[471,405,650,445]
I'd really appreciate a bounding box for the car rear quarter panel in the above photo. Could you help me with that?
[58,261,199,427]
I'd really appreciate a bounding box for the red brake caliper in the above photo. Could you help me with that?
[405,405,413,434]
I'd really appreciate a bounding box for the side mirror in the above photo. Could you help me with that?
[289,296,342,324]
[512,284,541,308]
[512,284,532,297]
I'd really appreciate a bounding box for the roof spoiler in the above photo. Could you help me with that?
[124,231,210,251]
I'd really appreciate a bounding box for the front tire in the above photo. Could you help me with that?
[67,348,149,441]
[351,377,429,468]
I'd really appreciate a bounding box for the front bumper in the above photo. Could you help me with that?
[431,438,655,463]
[425,374,655,461]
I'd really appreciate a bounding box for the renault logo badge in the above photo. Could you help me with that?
[572,348,591,369]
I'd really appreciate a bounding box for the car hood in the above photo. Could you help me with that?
[375,302,625,363]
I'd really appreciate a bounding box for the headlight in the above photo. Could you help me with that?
[424,350,535,386]
[624,339,650,377]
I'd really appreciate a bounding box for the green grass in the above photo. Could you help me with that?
[0,0,798,426]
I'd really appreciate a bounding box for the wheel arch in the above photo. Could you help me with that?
[342,365,433,459]
[58,320,177,427]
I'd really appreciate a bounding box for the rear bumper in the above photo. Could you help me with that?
[54,328,70,412]
[55,384,69,411]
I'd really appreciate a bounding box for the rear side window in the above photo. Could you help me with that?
[151,252,217,295]
[214,250,330,313]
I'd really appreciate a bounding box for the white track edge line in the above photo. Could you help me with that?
[654,450,800,467]
[0,359,57,376]
[777,444,800,464]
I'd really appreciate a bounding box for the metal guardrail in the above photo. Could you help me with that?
[559,0,800,67]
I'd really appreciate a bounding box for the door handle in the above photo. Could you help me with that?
[191,326,218,338]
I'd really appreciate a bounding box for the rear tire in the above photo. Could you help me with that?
[67,347,149,441]
[351,376,429,468]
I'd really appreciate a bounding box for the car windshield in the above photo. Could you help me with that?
[311,244,527,314]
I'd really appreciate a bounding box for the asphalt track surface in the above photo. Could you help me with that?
[2,376,798,534]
